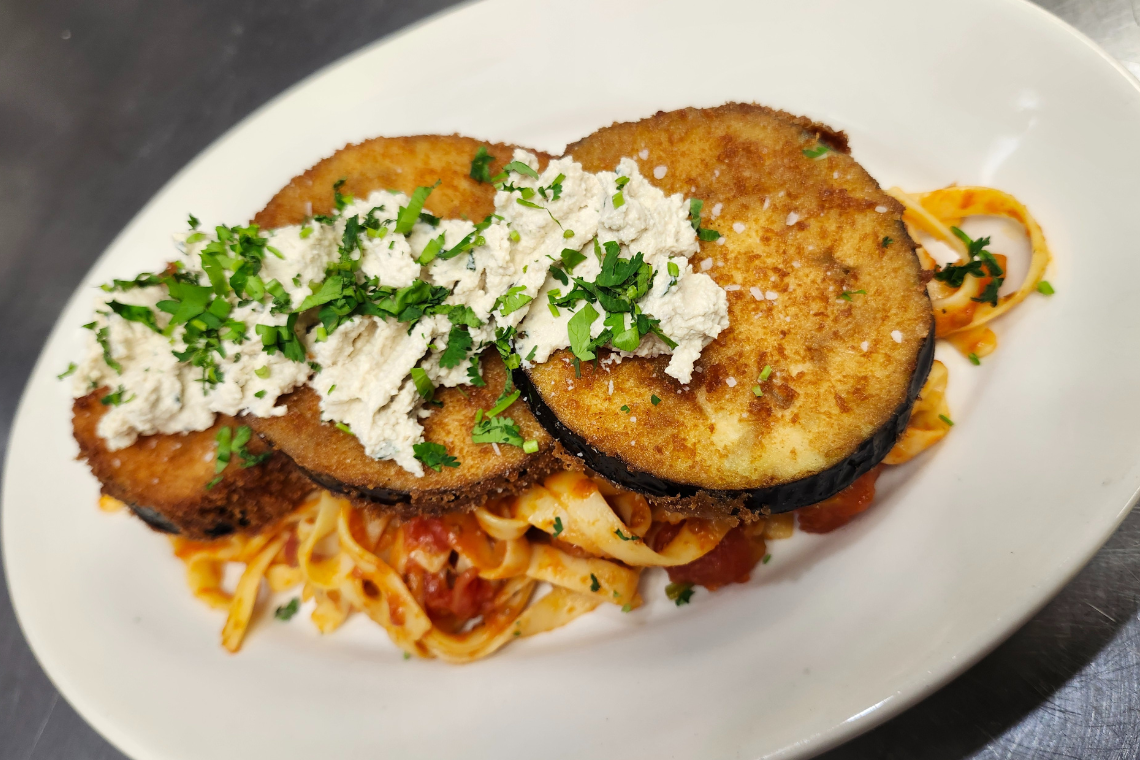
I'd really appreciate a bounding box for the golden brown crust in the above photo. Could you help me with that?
[73,390,315,539]
[531,104,931,501]
[245,135,563,514]
[246,349,564,514]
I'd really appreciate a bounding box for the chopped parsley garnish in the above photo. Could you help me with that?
[254,390,266,398]
[188,214,200,230]
[335,422,353,436]
[589,574,601,592]
[413,441,459,472]
[552,516,564,538]
[274,598,300,621]
[933,227,1005,307]
[762,554,772,564]
[503,160,539,179]
[688,199,722,242]
[538,173,565,201]
[494,285,533,316]
[552,241,675,358]
[614,529,637,541]
[466,356,486,387]
[839,289,867,302]
[100,385,134,406]
[108,300,161,332]
[470,146,495,183]
[410,367,434,401]
[651,394,661,405]
[621,603,633,613]
[396,181,440,235]
[57,363,77,380]
[439,324,474,368]
[939,414,954,427]
[882,236,893,248]
[472,412,524,447]
[968,352,981,366]
[207,425,268,488]
[416,233,446,265]
[620,404,631,413]
[255,315,305,364]
[665,582,694,606]
[101,272,164,293]
[665,260,680,294]
[1037,280,1055,296]
[802,144,831,158]
[560,247,587,272]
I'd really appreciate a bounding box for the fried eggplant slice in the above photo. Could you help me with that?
[246,135,563,513]
[520,104,934,516]
[73,389,314,539]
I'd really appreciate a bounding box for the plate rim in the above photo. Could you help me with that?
[5,0,1140,758]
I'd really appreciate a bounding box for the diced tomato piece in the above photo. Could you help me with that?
[402,516,452,554]
[796,466,882,534]
[665,527,755,591]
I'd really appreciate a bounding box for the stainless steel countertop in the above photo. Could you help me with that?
[1,1,1138,757]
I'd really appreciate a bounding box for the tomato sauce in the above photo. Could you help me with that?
[663,527,756,591]
[796,466,882,534]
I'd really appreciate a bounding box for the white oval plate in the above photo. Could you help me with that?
[6,0,1140,758]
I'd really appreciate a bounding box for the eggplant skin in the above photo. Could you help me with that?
[517,327,932,515]
[72,390,315,539]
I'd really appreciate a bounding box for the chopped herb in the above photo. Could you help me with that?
[100,385,134,406]
[470,146,495,183]
[494,285,533,316]
[803,144,830,158]
[968,352,981,366]
[413,441,459,472]
[651,394,661,406]
[255,365,270,379]
[57,363,77,380]
[839,289,867,302]
[522,439,539,454]
[188,214,200,230]
[614,529,636,541]
[589,574,601,592]
[882,236,893,248]
[107,300,161,333]
[509,230,520,243]
[752,385,763,396]
[403,651,412,660]
[466,356,486,387]
[665,582,694,606]
[439,325,473,368]
[1037,280,1055,296]
[472,411,524,447]
[416,233,446,265]
[934,227,1005,305]
[620,404,630,413]
[333,422,353,436]
[762,553,772,564]
[560,247,587,272]
[939,414,955,426]
[89,324,121,374]
[395,181,440,235]
[274,598,300,621]
[621,603,633,613]
[563,229,575,239]
[612,191,625,209]
[759,365,773,381]
[299,226,313,239]
[503,160,539,179]
[552,516,563,538]
[327,385,336,394]
[410,367,434,401]
[486,387,521,418]
[254,390,266,398]
[688,199,722,241]
[567,303,600,360]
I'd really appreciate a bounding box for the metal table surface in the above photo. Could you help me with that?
[1,1,1138,757]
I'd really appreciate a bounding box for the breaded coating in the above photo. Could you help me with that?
[526,105,932,501]
[73,389,314,539]
[246,135,563,514]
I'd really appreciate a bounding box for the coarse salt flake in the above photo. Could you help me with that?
[786,212,800,225]
[492,443,502,456]
[766,291,779,300]
[608,380,614,395]
[638,148,649,159]
[750,286,763,300]
[875,205,888,213]
[732,222,745,233]
[763,197,770,210]
[891,330,903,343]
[726,377,737,387]
[700,258,713,271]
[653,165,667,179]
[723,284,741,291]
[630,416,637,423]
[716,236,726,246]
[711,202,723,218]
[861,341,869,352]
